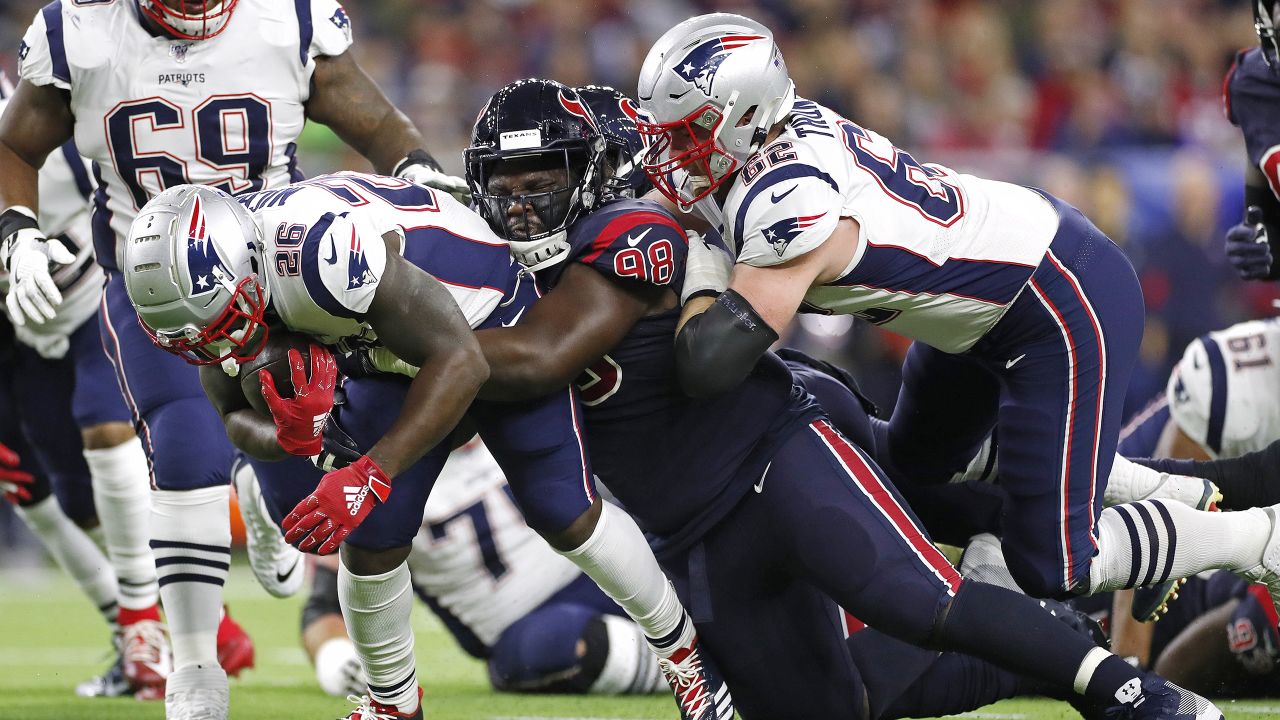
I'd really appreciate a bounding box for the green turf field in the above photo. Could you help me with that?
[2,559,1277,720]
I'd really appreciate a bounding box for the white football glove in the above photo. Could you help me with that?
[681,230,735,305]
[393,150,471,205]
[1,207,75,326]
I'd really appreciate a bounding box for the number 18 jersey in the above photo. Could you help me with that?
[19,0,354,271]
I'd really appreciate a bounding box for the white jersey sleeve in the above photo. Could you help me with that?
[1166,319,1280,458]
[305,210,387,319]
[734,145,843,268]
[306,0,355,59]
[17,5,70,91]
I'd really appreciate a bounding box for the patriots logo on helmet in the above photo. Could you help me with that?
[762,212,826,257]
[672,34,766,96]
[345,225,377,290]
[186,195,229,297]
[558,89,597,131]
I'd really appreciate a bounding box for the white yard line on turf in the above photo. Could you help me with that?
[1228,707,1280,715]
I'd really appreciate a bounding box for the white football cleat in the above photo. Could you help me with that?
[1104,459,1222,511]
[231,457,303,598]
[165,665,228,720]
[1239,506,1280,613]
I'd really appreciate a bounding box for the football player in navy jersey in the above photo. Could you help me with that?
[1223,1,1280,280]
[0,2,466,716]
[463,77,1223,720]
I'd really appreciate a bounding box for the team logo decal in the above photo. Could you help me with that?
[330,6,352,41]
[345,225,377,290]
[558,89,597,131]
[17,41,29,63]
[762,212,826,257]
[186,195,228,296]
[671,35,766,96]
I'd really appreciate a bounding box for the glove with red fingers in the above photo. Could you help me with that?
[0,441,35,504]
[1225,206,1273,281]
[259,344,338,457]
[281,455,391,555]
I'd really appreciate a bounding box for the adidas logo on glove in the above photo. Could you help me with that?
[344,485,370,515]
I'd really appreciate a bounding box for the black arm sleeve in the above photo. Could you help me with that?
[675,289,779,399]
[1246,181,1280,280]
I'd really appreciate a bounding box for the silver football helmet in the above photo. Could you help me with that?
[636,13,795,207]
[123,184,269,365]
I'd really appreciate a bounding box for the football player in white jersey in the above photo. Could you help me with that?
[637,12,1280,653]
[0,2,466,716]
[297,438,665,698]
[122,172,722,720]
[0,69,174,698]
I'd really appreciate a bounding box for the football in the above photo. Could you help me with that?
[239,330,314,416]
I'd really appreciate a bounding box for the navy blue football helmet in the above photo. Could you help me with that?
[576,85,652,199]
[466,79,606,271]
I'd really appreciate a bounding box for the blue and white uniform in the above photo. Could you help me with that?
[711,98,1146,598]
[241,172,594,549]
[1165,318,1280,459]
[0,76,129,524]
[17,0,353,492]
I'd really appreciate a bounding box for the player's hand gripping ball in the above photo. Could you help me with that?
[240,333,337,457]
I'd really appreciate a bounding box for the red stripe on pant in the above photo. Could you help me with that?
[811,419,962,595]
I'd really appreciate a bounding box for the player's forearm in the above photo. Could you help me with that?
[0,141,41,213]
[308,53,425,176]
[674,290,777,398]
[474,327,581,401]
[224,409,289,461]
[366,347,489,477]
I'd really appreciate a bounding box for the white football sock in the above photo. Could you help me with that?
[588,615,666,694]
[17,496,119,628]
[85,437,158,611]
[558,502,694,656]
[1089,501,1271,592]
[151,486,229,669]
[338,560,418,714]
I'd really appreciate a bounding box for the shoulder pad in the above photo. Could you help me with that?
[731,164,841,268]
[19,3,71,90]
[298,210,387,320]
[1225,48,1280,171]
[303,0,354,61]
[566,198,688,288]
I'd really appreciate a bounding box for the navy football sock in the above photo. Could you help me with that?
[1130,438,1280,510]
[931,581,1141,706]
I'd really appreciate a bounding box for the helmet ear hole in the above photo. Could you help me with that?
[736,106,758,128]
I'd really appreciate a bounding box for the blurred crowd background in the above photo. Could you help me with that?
[0,0,1272,548]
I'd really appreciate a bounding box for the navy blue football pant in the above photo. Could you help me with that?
[4,314,133,523]
[885,193,1144,598]
[250,273,594,549]
[661,417,966,719]
[100,272,234,490]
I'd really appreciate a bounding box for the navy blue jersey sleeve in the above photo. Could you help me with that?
[565,199,688,291]
[1226,48,1280,193]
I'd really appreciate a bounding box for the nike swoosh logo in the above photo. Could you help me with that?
[275,555,300,584]
[771,186,797,203]
[626,227,652,247]
[1005,353,1026,369]
[501,306,525,327]
[753,461,772,494]
[323,235,338,265]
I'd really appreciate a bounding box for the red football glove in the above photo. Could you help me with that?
[0,441,35,504]
[281,455,391,555]
[260,344,338,457]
